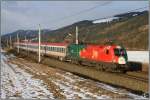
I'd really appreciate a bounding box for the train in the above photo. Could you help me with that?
[14,42,128,73]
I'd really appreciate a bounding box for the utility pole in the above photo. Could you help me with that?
[25,36,27,49]
[25,35,29,54]
[38,24,41,63]
[7,38,9,48]
[17,33,19,53]
[76,26,79,44]
[9,35,12,48]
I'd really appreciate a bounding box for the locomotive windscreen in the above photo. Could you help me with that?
[114,48,126,56]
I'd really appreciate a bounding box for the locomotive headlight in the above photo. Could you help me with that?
[118,57,126,64]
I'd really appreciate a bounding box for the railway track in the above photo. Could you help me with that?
[15,56,149,83]
[116,73,148,83]
[69,60,148,83]
[6,49,149,94]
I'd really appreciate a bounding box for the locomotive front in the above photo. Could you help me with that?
[111,46,129,72]
[113,46,128,65]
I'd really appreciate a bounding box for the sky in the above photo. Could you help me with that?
[1,1,149,35]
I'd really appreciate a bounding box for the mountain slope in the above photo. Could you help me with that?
[1,11,148,50]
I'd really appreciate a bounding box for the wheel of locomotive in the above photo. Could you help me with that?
[96,63,102,71]
[70,58,79,65]
[115,64,127,73]
[78,60,82,65]
[101,63,106,71]
[120,65,128,73]
[122,70,127,73]
[112,64,119,73]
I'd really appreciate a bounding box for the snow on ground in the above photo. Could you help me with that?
[53,73,146,99]
[52,73,110,99]
[0,50,148,99]
[127,51,149,63]
[1,52,54,99]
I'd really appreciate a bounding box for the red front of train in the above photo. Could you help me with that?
[80,45,128,64]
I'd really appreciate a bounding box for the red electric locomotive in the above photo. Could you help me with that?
[79,45,128,72]
[80,45,127,64]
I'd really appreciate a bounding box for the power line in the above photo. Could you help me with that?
[50,4,148,29]
[49,1,111,25]
[93,6,148,21]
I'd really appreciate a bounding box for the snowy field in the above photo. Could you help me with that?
[0,50,147,99]
[127,51,149,63]
[1,53,54,99]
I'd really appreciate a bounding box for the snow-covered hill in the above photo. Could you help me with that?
[93,17,119,24]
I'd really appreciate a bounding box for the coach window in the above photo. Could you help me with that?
[60,48,62,52]
[61,48,63,53]
[64,48,66,53]
[62,48,64,53]
[63,48,65,53]
[59,48,61,52]
[56,47,57,52]
[54,47,55,51]
[53,47,55,51]
[59,48,60,52]
[56,47,58,52]
[57,48,59,52]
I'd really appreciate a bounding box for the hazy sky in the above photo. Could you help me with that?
[1,1,149,35]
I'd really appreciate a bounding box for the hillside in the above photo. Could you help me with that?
[1,11,148,50]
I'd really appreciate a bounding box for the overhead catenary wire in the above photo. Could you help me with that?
[93,6,148,21]
[49,1,111,27]
[50,5,148,28]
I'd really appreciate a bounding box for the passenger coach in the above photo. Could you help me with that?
[14,42,68,61]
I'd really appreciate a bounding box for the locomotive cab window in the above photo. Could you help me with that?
[106,49,109,55]
[114,48,126,56]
